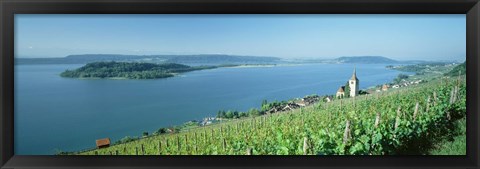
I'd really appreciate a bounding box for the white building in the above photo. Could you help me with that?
[348,68,359,97]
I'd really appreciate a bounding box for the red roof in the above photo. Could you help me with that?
[96,138,110,147]
[382,84,389,90]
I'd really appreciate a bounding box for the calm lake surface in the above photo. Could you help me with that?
[15,63,403,154]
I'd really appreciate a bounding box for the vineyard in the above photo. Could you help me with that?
[78,76,466,155]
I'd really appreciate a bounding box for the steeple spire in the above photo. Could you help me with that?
[350,66,358,81]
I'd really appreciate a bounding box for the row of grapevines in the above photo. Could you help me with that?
[78,77,466,155]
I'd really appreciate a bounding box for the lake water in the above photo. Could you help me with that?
[14,63,403,155]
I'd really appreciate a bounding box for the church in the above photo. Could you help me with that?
[336,68,359,98]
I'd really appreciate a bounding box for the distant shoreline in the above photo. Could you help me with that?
[225,64,277,68]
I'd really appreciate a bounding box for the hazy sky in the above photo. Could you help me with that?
[15,14,466,61]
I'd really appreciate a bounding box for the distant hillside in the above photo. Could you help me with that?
[16,54,282,65]
[444,61,466,76]
[322,56,439,64]
[164,55,279,64]
[17,54,437,65]
[333,56,399,64]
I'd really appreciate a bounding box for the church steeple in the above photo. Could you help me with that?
[348,67,359,97]
[350,67,358,81]
[337,67,360,98]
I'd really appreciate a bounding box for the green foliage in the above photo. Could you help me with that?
[247,108,261,117]
[60,61,218,79]
[115,136,137,144]
[225,111,234,119]
[79,78,466,155]
[358,90,369,95]
[388,63,451,73]
[344,82,350,98]
[261,100,268,106]
[239,112,248,118]
[155,128,169,135]
[217,110,227,118]
[429,118,466,155]
[444,62,466,77]
[217,110,241,119]
[393,74,409,84]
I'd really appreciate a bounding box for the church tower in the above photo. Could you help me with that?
[348,67,359,97]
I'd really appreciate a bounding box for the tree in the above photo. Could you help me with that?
[217,110,228,118]
[261,100,268,107]
[233,111,239,118]
[156,128,168,134]
[398,74,409,79]
[359,90,369,95]
[248,108,261,117]
[225,110,234,119]
[239,112,248,117]
[394,74,409,84]
[261,100,273,112]
[344,81,351,98]
[142,131,149,137]
[116,136,136,144]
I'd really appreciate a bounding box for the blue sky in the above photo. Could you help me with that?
[15,14,465,61]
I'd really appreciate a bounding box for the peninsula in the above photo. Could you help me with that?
[60,61,231,79]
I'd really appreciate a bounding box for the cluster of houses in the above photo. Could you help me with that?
[296,95,323,105]
[200,117,219,126]
[392,79,423,88]
[375,79,423,92]
[262,95,322,114]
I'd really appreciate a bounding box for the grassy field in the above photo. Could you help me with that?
[428,117,466,155]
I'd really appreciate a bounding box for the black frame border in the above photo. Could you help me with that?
[1,0,479,169]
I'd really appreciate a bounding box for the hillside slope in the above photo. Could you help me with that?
[334,56,399,64]
[444,61,466,76]
[76,77,466,155]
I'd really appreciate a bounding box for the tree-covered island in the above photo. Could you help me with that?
[60,61,233,79]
